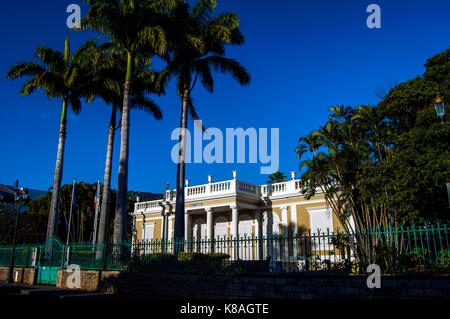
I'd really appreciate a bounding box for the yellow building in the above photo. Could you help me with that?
[131,171,348,264]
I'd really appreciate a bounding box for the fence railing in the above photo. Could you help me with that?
[0,223,449,274]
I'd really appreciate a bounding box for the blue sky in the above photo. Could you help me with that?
[0,0,449,193]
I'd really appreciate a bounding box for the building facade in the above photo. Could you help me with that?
[131,171,347,262]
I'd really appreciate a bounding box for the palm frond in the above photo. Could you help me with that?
[131,94,162,120]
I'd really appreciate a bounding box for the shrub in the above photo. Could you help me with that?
[177,252,230,274]
[130,252,177,271]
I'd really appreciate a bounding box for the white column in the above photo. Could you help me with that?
[290,204,298,260]
[255,209,263,260]
[231,205,239,237]
[206,207,213,253]
[281,206,289,260]
[161,210,167,241]
[206,207,213,238]
[184,212,191,252]
[230,204,239,260]
[167,215,174,253]
[184,212,191,239]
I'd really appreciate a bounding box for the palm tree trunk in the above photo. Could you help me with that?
[174,89,190,244]
[97,104,117,245]
[113,53,133,243]
[46,99,68,241]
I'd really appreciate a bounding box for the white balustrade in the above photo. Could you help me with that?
[210,180,232,193]
[135,200,164,211]
[237,181,258,194]
[135,177,304,211]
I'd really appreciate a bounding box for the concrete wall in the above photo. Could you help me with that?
[55,269,450,299]
[0,266,36,285]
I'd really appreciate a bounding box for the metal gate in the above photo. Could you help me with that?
[36,238,66,285]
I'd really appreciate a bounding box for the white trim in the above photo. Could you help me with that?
[142,222,156,242]
[290,204,298,235]
[168,215,174,240]
[281,207,289,260]
[135,216,163,222]
[306,206,333,234]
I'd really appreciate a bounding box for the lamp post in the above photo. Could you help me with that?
[434,93,449,207]
[434,92,446,125]
[7,185,29,283]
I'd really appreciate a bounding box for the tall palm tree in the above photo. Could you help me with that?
[158,0,250,241]
[82,42,164,244]
[6,36,93,241]
[82,0,174,242]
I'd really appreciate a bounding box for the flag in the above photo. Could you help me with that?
[94,180,100,210]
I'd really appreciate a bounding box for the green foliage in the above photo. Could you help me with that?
[25,181,138,242]
[177,251,230,273]
[371,245,416,273]
[379,77,437,130]
[159,0,250,118]
[267,171,287,184]
[367,108,450,222]
[130,252,178,271]
[379,48,449,131]
[0,210,47,245]
[6,40,98,119]
[296,49,449,264]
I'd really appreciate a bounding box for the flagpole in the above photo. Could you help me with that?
[66,179,75,247]
[92,179,101,245]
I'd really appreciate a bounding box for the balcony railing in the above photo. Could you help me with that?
[135,179,304,212]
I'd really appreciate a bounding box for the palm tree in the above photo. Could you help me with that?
[82,0,174,242]
[158,0,251,241]
[267,172,287,184]
[6,36,93,241]
[81,42,163,244]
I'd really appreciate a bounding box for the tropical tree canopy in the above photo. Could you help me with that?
[81,0,176,242]
[161,0,250,242]
[296,49,450,265]
[267,171,287,184]
[6,41,94,118]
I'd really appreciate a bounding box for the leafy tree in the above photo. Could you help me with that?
[24,181,138,242]
[379,48,449,131]
[368,107,450,222]
[0,210,47,245]
[296,49,449,266]
[267,171,287,184]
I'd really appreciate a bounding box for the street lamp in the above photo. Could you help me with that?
[434,92,446,125]
[7,185,29,283]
